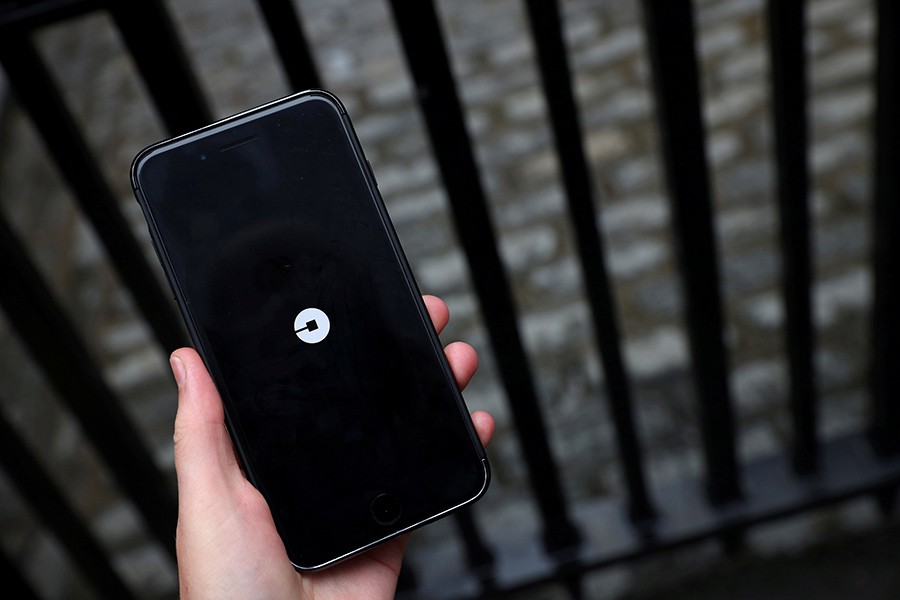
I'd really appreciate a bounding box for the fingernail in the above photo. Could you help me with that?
[170,355,186,389]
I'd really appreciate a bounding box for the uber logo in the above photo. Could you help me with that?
[293,308,330,344]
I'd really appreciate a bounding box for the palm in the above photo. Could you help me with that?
[299,534,408,598]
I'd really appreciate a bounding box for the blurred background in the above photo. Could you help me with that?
[1,0,897,598]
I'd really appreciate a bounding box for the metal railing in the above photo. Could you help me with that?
[1,0,898,598]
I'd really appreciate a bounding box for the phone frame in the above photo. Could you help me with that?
[130,89,490,570]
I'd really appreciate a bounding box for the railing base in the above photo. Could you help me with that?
[405,431,900,599]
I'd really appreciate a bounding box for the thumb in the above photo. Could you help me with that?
[170,348,243,497]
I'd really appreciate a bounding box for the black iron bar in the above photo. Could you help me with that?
[871,0,900,456]
[0,545,41,600]
[0,406,137,599]
[0,0,96,30]
[765,0,817,474]
[563,574,585,600]
[875,485,898,518]
[0,33,188,353]
[640,0,741,504]
[453,508,494,577]
[524,0,656,527]
[397,563,418,592]
[254,0,321,91]
[108,0,212,134]
[0,212,178,560]
[387,0,582,554]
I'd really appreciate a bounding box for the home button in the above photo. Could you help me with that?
[370,493,401,526]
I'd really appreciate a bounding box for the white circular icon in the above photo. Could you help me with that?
[293,308,330,344]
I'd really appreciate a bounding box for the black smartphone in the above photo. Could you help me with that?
[130,90,489,570]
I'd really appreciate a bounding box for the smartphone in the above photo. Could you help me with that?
[131,90,489,570]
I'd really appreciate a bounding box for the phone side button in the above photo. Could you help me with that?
[366,159,378,188]
[370,493,401,526]
[148,238,178,303]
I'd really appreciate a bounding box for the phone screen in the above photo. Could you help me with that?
[132,92,487,569]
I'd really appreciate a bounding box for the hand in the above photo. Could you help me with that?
[169,295,495,599]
